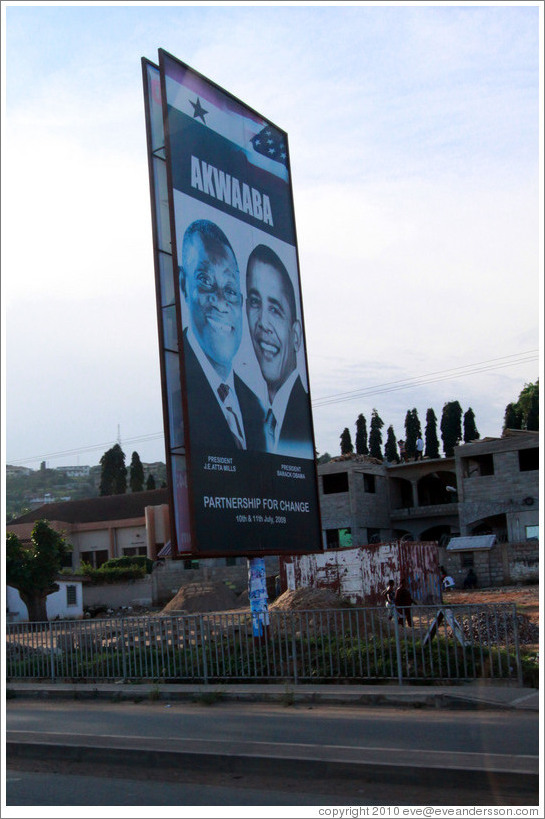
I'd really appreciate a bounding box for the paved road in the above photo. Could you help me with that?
[6,700,539,808]
[5,759,538,808]
[6,699,539,757]
[5,767,356,807]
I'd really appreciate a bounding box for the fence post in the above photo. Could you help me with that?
[291,616,298,685]
[393,614,403,686]
[49,622,56,682]
[511,603,523,686]
[200,616,209,685]
[121,617,128,680]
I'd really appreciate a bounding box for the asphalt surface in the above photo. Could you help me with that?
[6,683,541,807]
[5,768,359,807]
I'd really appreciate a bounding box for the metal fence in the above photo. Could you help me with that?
[5,603,523,685]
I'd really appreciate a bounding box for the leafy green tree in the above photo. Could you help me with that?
[518,381,539,431]
[129,451,145,493]
[503,381,539,432]
[317,452,332,465]
[355,414,369,456]
[369,409,384,460]
[424,408,440,459]
[404,408,421,459]
[340,428,353,455]
[146,473,156,490]
[440,401,463,456]
[463,407,480,443]
[384,425,400,463]
[99,444,127,496]
[6,520,71,622]
[525,390,539,431]
[503,402,523,431]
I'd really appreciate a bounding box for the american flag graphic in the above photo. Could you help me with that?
[250,126,288,167]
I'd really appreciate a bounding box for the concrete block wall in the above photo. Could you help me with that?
[151,557,280,606]
[319,462,391,545]
[350,468,391,542]
[505,541,539,583]
[83,577,153,608]
[437,540,539,588]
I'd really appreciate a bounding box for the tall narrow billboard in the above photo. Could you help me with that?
[145,49,321,557]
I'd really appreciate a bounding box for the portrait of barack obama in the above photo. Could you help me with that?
[246,244,314,459]
[179,219,265,452]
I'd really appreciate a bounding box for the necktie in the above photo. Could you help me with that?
[217,383,245,449]
[265,408,277,452]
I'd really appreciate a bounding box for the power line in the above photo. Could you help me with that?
[10,433,167,466]
[312,351,539,408]
[8,350,538,466]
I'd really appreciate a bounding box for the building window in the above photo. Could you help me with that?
[525,525,539,541]
[519,448,539,472]
[79,550,109,569]
[462,454,494,478]
[460,552,474,568]
[60,551,73,570]
[66,585,77,606]
[322,472,349,494]
[363,474,376,493]
[325,527,352,549]
[122,546,148,557]
[367,528,381,544]
[184,559,199,569]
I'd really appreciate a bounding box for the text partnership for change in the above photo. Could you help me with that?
[203,496,311,513]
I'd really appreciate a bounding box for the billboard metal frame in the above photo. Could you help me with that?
[144,49,322,558]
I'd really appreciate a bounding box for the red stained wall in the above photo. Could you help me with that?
[279,542,441,606]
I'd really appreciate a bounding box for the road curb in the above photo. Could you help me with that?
[6,683,538,710]
[6,736,539,797]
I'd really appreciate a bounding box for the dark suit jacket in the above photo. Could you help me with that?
[182,333,266,452]
[278,375,313,454]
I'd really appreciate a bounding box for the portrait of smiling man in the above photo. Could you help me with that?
[246,244,314,459]
[180,219,265,452]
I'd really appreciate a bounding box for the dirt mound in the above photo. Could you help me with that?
[270,587,351,611]
[161,581,239,614]
[236,589,250,607]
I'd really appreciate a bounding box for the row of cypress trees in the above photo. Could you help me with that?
[338,380,539,462]
[99,445,157,496]
[339,401,476,462]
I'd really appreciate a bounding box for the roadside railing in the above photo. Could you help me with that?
[5,603,523,685]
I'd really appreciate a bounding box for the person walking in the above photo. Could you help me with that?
[382,579,397,620]
[394,578,414,627]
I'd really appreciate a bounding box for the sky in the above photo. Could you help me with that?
[2,1,543,472]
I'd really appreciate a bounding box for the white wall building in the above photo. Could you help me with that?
[7,580,84,622]
[55,465,91,477]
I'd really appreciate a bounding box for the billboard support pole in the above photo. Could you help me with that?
[248,557,270,643]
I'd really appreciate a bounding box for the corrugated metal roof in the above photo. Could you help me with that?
[446,535,496,551]
[157,541,172,558]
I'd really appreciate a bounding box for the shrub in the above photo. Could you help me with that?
[102,556,154,574]
[78,561,146,584]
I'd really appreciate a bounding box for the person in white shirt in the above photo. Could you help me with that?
[246,244,314,459]
[415,435,424,461]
